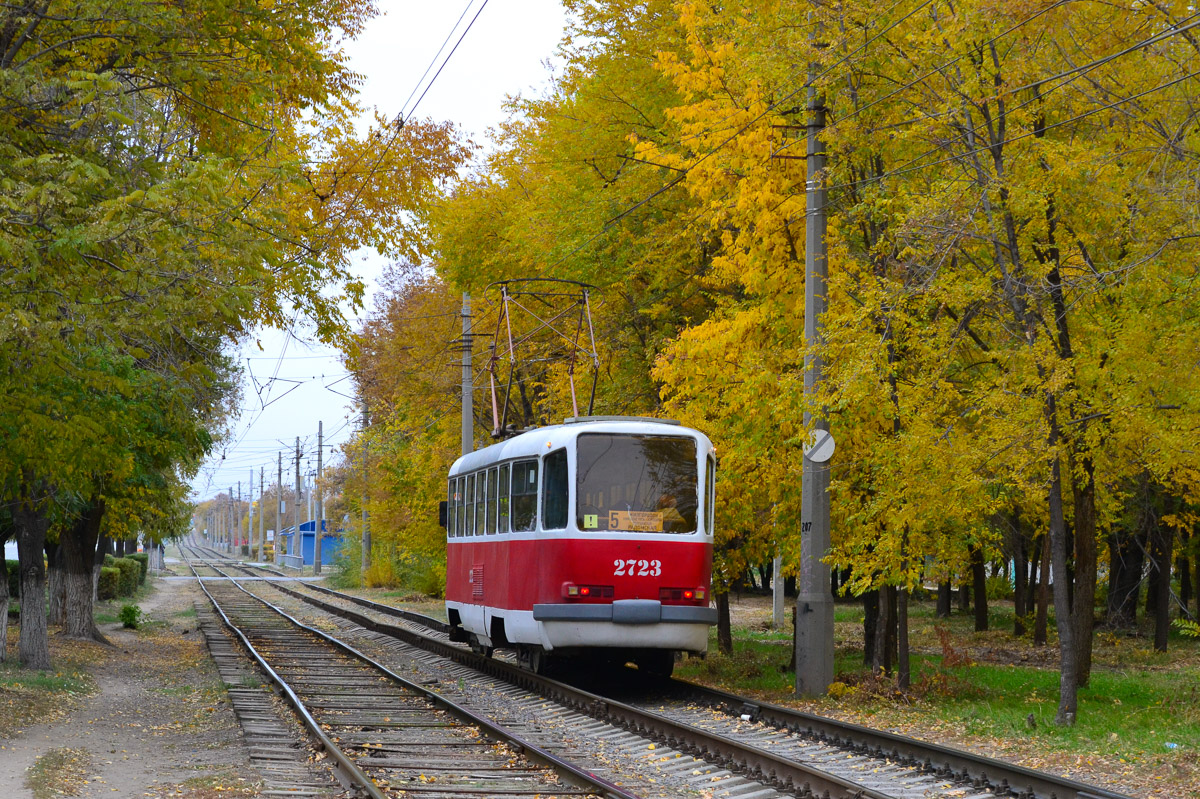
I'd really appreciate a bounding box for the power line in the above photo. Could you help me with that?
[402,0,491,123]
[400,1,477,118]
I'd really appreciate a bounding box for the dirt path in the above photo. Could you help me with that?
[0,574,261,798]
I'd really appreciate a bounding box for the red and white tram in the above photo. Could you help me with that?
[442,416,716,674]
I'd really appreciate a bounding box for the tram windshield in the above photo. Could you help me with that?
[576,434,698,533]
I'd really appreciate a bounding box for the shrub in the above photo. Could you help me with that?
[127,553,149,584]
[98,566,120,600]
[985,575,1014,601]
[114,558,140,597]
[103,553,117,567]
[5,560,17,599]
[119,604,143,629]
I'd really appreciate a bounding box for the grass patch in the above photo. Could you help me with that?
[0,646,98,739]
[25,747,93,799]
[173,607,197,619]
[683,595,1200,770]
[925,661,1200,759]
[149,773,259,798]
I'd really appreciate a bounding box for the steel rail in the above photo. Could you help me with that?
[266,580,891,799]
[185,558,388,799]
[270,579,1139,799]
[191,557,639,799]
[657,679,1135,799]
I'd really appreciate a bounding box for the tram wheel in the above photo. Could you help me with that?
[635,650,675,677]
[469,635,494,658]
[517,645,551,674]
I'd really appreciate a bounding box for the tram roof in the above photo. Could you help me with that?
[449,416,709,476]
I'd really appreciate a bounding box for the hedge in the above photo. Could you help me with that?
[127,553,149,584]
[113,558,140,597]
[98,566,120,600]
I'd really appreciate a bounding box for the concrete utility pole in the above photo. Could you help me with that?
[461,292,473,456]
[294,437,302,566]
[773,554,785,628]
[258,465,265,562]
[314,421,324,575]
[277,452,283,559]
[228,487,234,553]
[361,402,370,577]
[795,73,835,697]
[247,471,254,558]
[237,480,242,556]
[306,470,313,525]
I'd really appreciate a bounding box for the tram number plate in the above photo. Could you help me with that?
[608,510,663,531]
[614,559,662,577]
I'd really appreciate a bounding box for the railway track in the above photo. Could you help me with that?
[180,547,635,799]
[224,563,1137,799]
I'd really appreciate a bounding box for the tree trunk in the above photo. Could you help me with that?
[1035,533,1050,646]
[885,586,898,670]
[1107,528,1143,627]
[1146,546,1161,618]
[1178,528,1191,614]
[871,587,891,674]
[716,592,732,655]
[1013,524,1028,637]
[46,539,64,627]
[1047,453,1078,726]
[63,500,106,642]
[936,581,951,618]
[1151,519,1174,653]
[0,552,9,663]
[958,579,970,612]
[13,484,51,671]
[897,588,910,690]
[872,586,894,675]
[862,589,879,666]
[971,546,988,632]
[1070,456,1098,686]
[1025,535,1041,614]
[93,533,110,602]
[1194,532,1200,619]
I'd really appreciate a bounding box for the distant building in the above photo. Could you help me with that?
[277,520,341,566]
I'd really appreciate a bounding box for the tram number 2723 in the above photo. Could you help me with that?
[613,559,663,577]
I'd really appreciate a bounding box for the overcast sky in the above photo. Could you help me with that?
[189,1,568,503]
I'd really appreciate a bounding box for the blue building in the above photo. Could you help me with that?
[278,520,341,566]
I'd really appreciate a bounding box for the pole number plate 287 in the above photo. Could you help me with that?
[614,559,662,576]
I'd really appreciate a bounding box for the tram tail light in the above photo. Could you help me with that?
[562,583,614,599]
[660,587,708,602]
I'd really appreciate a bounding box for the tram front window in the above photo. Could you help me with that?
[576,434,698,533]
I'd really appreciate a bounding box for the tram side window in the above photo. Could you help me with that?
[447,479,456,538]
[486,467,498,534]
[706,455,716,536]
[542,448,568,530]
[510,460,538,532]
[475,470,487,535]
[453,475,463,537]
[464,474,475,537]
[497,464,510,533]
